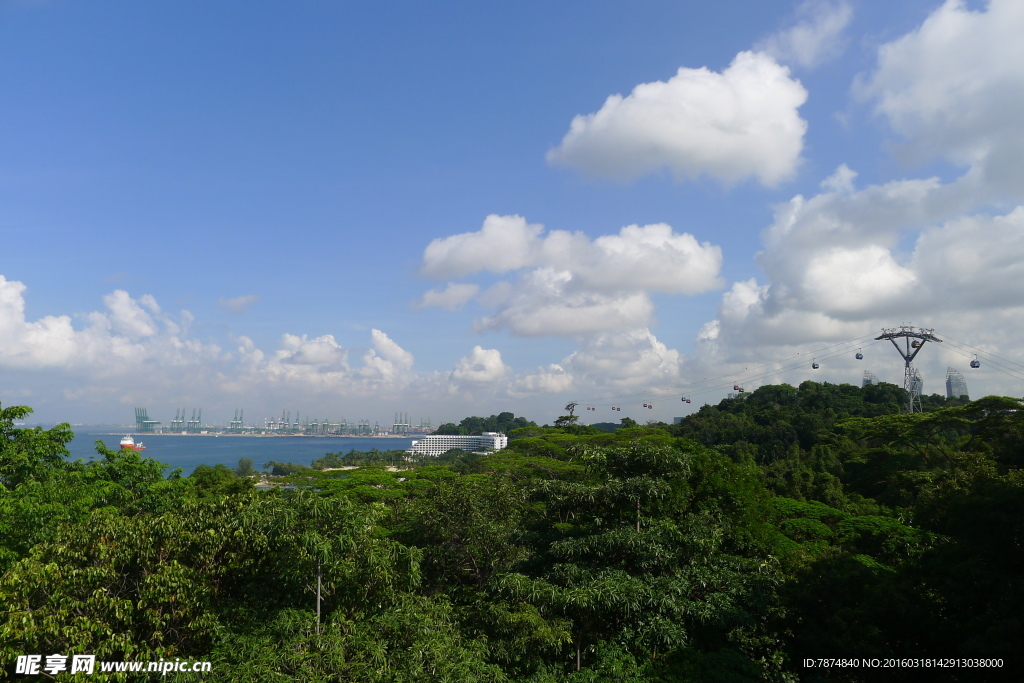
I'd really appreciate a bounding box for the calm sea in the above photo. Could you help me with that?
[66,432,415,476]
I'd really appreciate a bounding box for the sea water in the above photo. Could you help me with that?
[66,432,415,476]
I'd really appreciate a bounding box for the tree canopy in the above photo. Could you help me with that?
[2,387,1022,680]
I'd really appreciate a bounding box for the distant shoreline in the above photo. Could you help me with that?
[82,432,421,439]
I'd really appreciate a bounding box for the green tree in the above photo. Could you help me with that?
[0,403,73,490]
[235,457,255,477]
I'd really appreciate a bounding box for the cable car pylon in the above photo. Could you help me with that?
[876,325,941,413]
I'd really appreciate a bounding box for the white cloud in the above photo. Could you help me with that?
[0,276,231,416]
[661,0,1024,396]
[565,328,682,389]
[508,364,574,396]
[758,0,853,69]
[419,216,722,337]
[694,164,1024,380]
[0,276,78,369]
[475,272,655,337]
[911,207,1024,309]
[820,163,857,194]
[547,51,807,186]
[0,278,464,419]
[450,346,509,385]
[361,328,415,383]
[277,334,349,369]
[419,215,543,279]
[415,282,480,310]
[218,294,260,314]
[104,290,158,338]
[581,224,723,293]
[856,0,1024,196]
[801,245,917,315]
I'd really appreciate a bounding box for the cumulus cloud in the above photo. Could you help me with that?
[277,334,349,369]
[547,51,807,186]
[0,278,459,418]
[0,276,233,418]
[856,0,1024,196]
[476,275,654,337]
[507,364,574,396]
[361,328,416,383]
[450,346,509,385]
[733,0,1024,352]
[419,215,722,336]
[548,329,679,387]
[501,329,685,400]
[218,294,260,314]
[0,274,701,422]
[0,276,78,369]
[419,215,543,279]
[695,169,1024,384]
[104,290,159,338]
[674,0,1023,392]
[758,0,853,69]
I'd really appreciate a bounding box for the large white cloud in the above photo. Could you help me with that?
[361,329,416,383]
[856,0,1024,196]
[0,277,213,372]
[507,364,574,396]
[418,215,722,337]
[419,215,544,279]
[547,51,808,186]
[501,328,687,407]
[564,328,682,389]
[677,0,1024,397]
[475,273,655,337]
[450,346,509,386]
[693,167,1024,395]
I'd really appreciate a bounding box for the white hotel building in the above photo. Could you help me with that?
[407,432,509,457]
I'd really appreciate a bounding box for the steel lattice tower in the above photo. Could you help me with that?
[875,325,942,413]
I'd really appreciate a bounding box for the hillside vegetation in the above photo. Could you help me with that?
[1,384,1020,681]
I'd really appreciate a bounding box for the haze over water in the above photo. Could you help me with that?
[68,432,415,475]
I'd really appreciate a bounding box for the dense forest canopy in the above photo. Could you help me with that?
[1,384,1021,681]
[434,412,536,435]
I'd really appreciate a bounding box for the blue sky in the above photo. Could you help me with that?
[3,0,1024,427]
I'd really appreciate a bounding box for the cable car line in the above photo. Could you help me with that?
[570,328,1024,416]
[572,332,879,408]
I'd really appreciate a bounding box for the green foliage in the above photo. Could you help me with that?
[313,448,409,469]
[435,412,536,436]
[3,391,1023,679]
[191,463,254,496]
[235,457,255,477]
[0,403,73,490]
[263,460,311,476]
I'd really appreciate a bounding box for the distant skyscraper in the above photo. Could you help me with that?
[946,367,969,400]
[862,370,879,387]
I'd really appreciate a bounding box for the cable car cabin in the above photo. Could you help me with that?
[971,359,981,368]
[911,340,923,348]
[733,384,741,391]
[856,352,864,360]
[681,397,691,403]
[812,361,819,369]
[643,403,649,408]
[648,404,653,409]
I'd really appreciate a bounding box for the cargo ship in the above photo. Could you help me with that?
[119,435,147,451]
